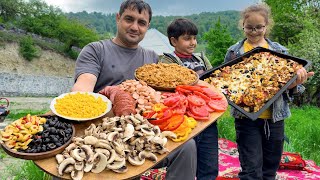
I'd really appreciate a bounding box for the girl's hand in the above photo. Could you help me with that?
[288,67,314,89]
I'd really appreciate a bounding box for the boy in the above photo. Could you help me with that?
[160,18,218,180]
[160,18,212,74]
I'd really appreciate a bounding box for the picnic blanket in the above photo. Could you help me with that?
[218,138,320,180]
[141,138,320,180]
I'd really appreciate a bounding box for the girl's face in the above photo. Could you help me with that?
[171,34,197,55]
[243,12,267,43]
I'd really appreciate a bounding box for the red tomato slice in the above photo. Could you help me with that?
[177,85,204,92]
[164,96,180,106]
[208,99,228,112]
[202,88,223,99]
[188,95,206,106]
[193,91,211,102]
[205,105,215,113]
[190,105,209,117]
[186,111,209,121]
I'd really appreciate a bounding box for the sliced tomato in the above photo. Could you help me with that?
[164,96,180,106]
[164,114,184,131]
[177,85,203,91]
[204,105,215,113]
[190,105,209,117]
[176,86,192,95]
[187,95,206,106]
[193,91,211,102]
[207,99,228,112]
[186,111,209,121]
[202,88,223,99]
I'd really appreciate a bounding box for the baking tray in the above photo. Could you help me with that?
[199,47,312,120]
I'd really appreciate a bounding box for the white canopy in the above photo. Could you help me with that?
[139,28,174,55]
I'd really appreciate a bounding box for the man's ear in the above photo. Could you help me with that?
[170,37,177,47]
[116,13,121,23]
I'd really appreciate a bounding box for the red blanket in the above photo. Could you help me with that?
[218,138,320,180]
[141,138,320,180]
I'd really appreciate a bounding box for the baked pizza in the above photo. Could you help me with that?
[204,52,302,112]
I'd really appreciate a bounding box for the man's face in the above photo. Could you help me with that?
[116,7,150,48]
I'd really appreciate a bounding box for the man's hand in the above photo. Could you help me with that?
[288,67,314,89]
[71,73,97,92]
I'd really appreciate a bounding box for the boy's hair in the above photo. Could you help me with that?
[119,0,152,22]
[167,18,198,46]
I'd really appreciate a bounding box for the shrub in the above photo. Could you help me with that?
[19,35,39,61]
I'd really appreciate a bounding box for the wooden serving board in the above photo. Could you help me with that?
[33,81,226,179]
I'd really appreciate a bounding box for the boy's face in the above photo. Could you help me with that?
[170,34,197,55]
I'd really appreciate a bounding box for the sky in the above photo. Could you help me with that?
[43,0,260,16]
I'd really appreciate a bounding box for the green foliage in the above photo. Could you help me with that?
[287,18,320,106]
[202,18,236,67]
[7,109,49,121]
[217,107,236,141]
[0,0,23,22]
[66,10,244,43]
[19,35,39,61]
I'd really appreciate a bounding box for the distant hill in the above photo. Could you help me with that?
[66,11,243,42]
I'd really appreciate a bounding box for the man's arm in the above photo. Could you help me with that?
[71,73,97,92]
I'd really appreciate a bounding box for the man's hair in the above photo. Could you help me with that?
[119,0,152,22]
[167,18,198,46]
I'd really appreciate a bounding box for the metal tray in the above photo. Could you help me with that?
[199,47,312,120]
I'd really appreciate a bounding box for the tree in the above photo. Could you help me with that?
[202,18,236,66]
[0,0,24,22]
[287,14,320,106]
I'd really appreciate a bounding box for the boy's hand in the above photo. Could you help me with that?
[288,67,314,89]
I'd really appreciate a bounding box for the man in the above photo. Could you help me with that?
[71,1,197,179]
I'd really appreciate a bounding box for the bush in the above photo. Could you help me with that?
[19,35,39,61]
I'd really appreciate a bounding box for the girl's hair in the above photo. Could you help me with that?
[239,3,274,36]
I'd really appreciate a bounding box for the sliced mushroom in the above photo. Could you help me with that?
[55,154,65,164]
[139,151,157,162]
[128,155,145,166]
[81,145,94,162]
[91,153,108,173]
[71,170,84,180]
[106,159,126,170]
[107,149,117,164]
[161,131,177,139]
[65,143,77,153]
[58,157,76,176]
[83,162,94,172]
[71,148,85,161]
[72,137,85,145]
[112,165,128,173]
[123,124,134,139]
[107,131,119,141]
[84,124,96,136]
[74,161,84,171]
[141,127,155,136]
[64,165,75,173]
[84,136,98,145]
[94,148,110,159]
[152,126,161,137]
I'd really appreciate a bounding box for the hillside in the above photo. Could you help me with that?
[0,42,75,77]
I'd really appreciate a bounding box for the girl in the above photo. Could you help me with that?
[224,3,313,180]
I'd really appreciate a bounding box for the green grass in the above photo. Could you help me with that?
[6,109,50,121]
[0,160,51,180]
[217,105,320,165]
